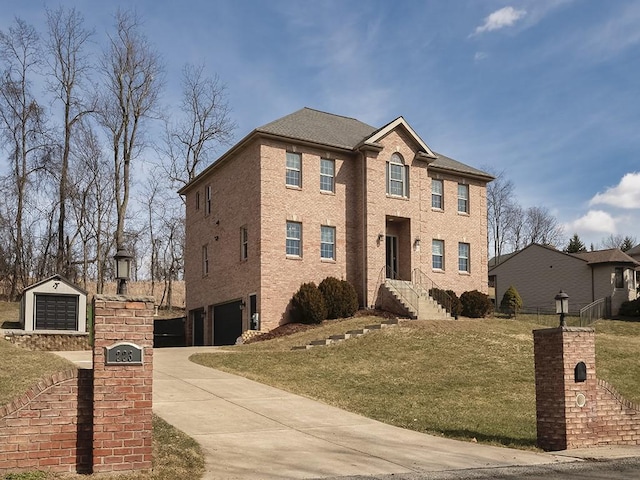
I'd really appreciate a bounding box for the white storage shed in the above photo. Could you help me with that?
[21,275,88,332]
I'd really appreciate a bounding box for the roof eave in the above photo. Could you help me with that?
[428,164,495,182]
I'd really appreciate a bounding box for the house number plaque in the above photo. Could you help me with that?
[104,342,143,366]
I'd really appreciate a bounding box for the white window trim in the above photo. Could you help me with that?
[241,226,248,261]
[320,225,336,260]
[286,152,302,187]
[457,183,469,214]
[286,221,302,257]
[320,158,335,193]
[432,239,444,271]
[458,242,470,273]
[432,179,443,209]
[387,153,409,198]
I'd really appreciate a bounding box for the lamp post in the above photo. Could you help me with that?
[555,290,569,327]
[114,248,133,295]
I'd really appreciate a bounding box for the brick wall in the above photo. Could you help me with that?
[0,295,155,475]
[0,369,93,474]
[534,326,640,450]
[92,295,154,473]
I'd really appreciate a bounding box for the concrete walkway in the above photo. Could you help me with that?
[55,347,638,479]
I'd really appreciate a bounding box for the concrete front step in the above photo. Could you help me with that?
[292,319,399,350]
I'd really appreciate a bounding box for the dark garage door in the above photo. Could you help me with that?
[35,294,78,330]
[213,300,242,346]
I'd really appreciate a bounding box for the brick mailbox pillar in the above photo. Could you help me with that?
[92,295,155,473]
[533,326,598,451]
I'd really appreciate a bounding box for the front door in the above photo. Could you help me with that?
[386,235,398,279]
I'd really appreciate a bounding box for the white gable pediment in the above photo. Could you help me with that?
[363,117,437,159]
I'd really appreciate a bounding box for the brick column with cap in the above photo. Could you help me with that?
[92,295,154,473]
[533,326,598,451]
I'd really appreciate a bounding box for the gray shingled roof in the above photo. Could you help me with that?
[626,244,640,256]
[570,248,639,265]
[430,152,493,180]
[256,107,492,180]
[257,107,376,150]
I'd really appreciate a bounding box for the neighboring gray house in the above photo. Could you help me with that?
[489,244,639,315]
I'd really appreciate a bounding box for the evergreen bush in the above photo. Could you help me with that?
[500,285,523,318]
[319,277,359,319]
[619,299,640,317]
[460,290,492,318]
[445,289,463,318]
[291,282,327,324]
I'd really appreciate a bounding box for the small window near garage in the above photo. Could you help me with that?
[241,226,248,260]
[202,245,209,276]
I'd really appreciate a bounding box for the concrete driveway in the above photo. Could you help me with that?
[150,347,575,479]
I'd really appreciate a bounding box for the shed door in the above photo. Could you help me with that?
[35,294,78,330]
[213,300,243,346]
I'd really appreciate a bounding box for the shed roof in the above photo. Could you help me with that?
[22,274,88,295]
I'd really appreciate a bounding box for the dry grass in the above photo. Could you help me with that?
[192,315,640,450]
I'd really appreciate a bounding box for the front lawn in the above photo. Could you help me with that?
[191,316,640,450]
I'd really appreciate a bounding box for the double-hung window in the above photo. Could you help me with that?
[205,185,212,215]
[286,221,302,256]
[320,225,335,260]
[457,184,469,213]
[387,153,408,197]
[286,152,301,187]
[320,158,335,192]
[432,239,444,270]
[195,191,200,211]
[458,242,470,273]
[432,179,443,209]
[241,226,248,260]
[202,245,209,276]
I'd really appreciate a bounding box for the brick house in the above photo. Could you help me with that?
[489,243,640,315]
[179,108,493,345]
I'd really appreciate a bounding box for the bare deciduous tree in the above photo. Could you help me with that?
[46,6,95,276]
[486,169,517,262]
[163,63,235,190]
[98,9,163,264]
[524,206,564,247]
[0,18,48,299]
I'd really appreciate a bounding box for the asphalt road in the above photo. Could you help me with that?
[320,457,640,480]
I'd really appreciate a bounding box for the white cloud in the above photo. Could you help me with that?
[566,210,617,234]
[474,52,488,62]
[474,6,527,35]
[589,172,640,209]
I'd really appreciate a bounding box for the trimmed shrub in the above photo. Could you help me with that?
[319,277,359,319]
[460,290,492,318]
[445,290,463,318]
[619,299,640,317]
[291,282,327,324]
[429,288,462,318]
[500,285,523,318]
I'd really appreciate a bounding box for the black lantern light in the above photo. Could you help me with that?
[114,248,133,295]
[555,290,569,327]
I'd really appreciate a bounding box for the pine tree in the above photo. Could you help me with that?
[500,285,523,318]
[565,233,587,253]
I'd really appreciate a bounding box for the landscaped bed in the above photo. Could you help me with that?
[191,314,640,450]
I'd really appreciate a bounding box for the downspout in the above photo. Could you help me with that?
[361,150,368,308]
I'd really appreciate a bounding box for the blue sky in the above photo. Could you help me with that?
[3,0,640,249]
